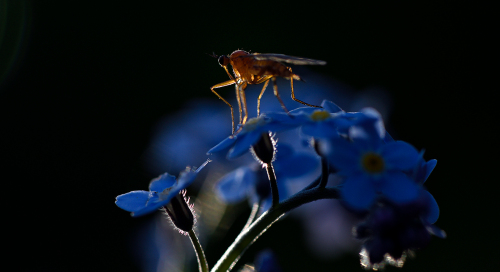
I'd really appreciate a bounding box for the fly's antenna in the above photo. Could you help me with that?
[207,52,218,58]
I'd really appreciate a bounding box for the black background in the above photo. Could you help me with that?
[1,1,494,271]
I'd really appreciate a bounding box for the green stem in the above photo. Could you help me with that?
[266,163,279,208]
[211,187,340,272]
[243,201,261,230]
[189,229,209,272]
[318,157,330,188]
[304,156,330,190]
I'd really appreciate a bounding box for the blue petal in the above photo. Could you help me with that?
[423,190,440,224]
[207,136,237,155]
[381,141,419,171]
[340,173,377,211]
[423,159,437,183]
[347,110,384,146]
[262,117,302,132]
[159,163,207,200]
[216,166,256,203]
[379,171,419,204]
[149,173,177,192]
[115,191,153,212]
[288,107,317,115]
[301,122,339,138]
[265,112,297,124]
[275,153,319,178]
[277,112,311,127]
[228,132,262,159]
[360,108,385,140]
[132,199,168,217]
[383,131,395,143]
[321,100,343,113]
[322,137,361,174]
[331,114,357,130]
[175,168,201,191]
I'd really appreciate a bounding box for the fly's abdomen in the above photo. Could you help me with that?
[251,61,294,78]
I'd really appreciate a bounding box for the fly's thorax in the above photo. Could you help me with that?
[231,54,253,79]
[229,50,249,58]
[229,50,250,69]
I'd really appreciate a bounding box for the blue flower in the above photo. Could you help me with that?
[354,191,446,270]
[405,152,439,223]
[321,113,421,211]
[215,143,319,210]
[343,108,386,143]
[115,161,209,217]
[285,100,353,138]
[285,101,390,143]
[207,113,298,159]
[407,151,438,185]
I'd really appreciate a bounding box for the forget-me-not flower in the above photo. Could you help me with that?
[115,161,209,217]
[355,190,446,269]
[285,100,350,138]
[321,111,421,211]
[406,152,440,224]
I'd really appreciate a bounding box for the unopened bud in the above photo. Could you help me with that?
[163,191,195,234]
[251,133,276,164]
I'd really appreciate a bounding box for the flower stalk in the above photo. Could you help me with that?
[266,163,279,208]
[318,157,330,188]
[189,229,209,272]
[243,201,261,230]
[211,186,340,272]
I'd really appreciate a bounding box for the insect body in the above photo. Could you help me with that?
[210,50,326,133]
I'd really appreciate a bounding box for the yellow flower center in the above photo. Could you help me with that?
[361,152,385,174]
[310,110,331,121]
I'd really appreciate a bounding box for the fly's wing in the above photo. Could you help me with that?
[250,53,326,65]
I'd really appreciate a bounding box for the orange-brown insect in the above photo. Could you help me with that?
[210,50,326,133]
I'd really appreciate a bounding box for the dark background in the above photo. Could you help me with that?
[1,1,494,271]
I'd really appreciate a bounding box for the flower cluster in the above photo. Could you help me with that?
[115,99,445,271]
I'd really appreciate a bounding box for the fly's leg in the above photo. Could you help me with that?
[289,67,322,108]
[239,83,249,125]
[272,77,290,115]
[235,85,242,124]
[257,79,270,116]
[212,88,234,133]
[211,79,237,134]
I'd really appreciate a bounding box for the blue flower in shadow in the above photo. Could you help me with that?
[116,161,208,217]
[321,110,421,211]
[355,191,446,269]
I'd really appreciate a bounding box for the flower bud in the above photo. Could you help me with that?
[251,133,276,165]
[163,191,195,234]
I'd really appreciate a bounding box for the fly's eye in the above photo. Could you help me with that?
[218,55,229,66]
